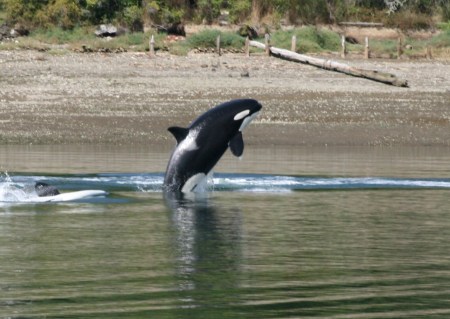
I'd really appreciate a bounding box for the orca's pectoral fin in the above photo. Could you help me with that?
[229,132,244,157]
[168,126,189,144]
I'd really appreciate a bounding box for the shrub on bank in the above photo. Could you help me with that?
[429,29,450,48]
[271,27,341,53]
[73,30,164,52]
[186,29,244,49]
[0,26,165,52]
[31,27,94,44]
[384,10,433,30]
[1,24,450,59]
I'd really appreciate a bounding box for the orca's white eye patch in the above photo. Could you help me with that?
[234,109,250,121]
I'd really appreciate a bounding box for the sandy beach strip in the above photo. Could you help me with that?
[0,50,449,146]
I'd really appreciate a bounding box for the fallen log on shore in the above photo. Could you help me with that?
[338,22,384,27]
[249,40,408,88]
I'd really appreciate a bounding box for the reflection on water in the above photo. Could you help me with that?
[165,193,244,316]
[1,144,450,318]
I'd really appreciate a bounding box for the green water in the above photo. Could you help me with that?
[1,145,450,318]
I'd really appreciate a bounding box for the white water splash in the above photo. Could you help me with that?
[212,175,450,192]
[0,172,34,202]
[2,172,450,202]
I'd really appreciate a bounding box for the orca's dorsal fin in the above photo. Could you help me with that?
[168,126,189,144]
[229,132,244,157]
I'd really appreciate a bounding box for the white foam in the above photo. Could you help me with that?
[0,182,30,202]
[212,175,450,191]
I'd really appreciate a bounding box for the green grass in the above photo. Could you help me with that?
[166,29,245,56]
[270,26,341,53]
[369,38,398,56]
[186,29,245,48]
[31,27,96,44]
[437,21,450,30]
[429,29,450,48]
[0,10,6,25]
[0,37,50,51]
[356,37,429,58]
[0,26,165,52]
[87,31,164,51]
[167,41,190,56]
[1,25,449,58]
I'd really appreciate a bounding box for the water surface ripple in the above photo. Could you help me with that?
[1,146,450,318]
[1,172,450,202]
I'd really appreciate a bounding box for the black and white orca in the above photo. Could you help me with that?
[33,182,107,202]
[164,98,262,193]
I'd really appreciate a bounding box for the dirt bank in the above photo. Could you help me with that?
[0,50,449,146]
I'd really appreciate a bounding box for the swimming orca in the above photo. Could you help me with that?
[164,98,262,193]
[35,182,60,197]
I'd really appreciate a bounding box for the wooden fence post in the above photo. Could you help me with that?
[265,33,271,56]
[426,46,432,60]
[291,35,297,52]
[216,35,221,56]
[149,34,155,56]
[245,36,250,57]
[397,37,403,59]
[341,35,346,58]
[364,36,370,59]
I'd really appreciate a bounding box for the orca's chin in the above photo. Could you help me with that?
[181,173,208,193]
[239,111,260,132]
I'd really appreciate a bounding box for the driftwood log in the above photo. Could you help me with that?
[339,22,384,27]
[249,40,408,87]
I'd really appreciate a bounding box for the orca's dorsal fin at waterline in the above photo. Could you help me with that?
[229,132,244,157]
[168,126,189,144]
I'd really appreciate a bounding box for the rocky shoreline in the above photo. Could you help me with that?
[1,50,449,146]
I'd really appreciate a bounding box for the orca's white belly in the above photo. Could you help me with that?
[32,190,107,202]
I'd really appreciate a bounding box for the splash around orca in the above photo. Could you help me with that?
[163,98,262,193]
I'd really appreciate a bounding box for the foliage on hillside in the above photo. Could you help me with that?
[1,0,450,31]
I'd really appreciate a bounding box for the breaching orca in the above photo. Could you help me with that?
[35,182,60,197]
[164,98,262,193]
